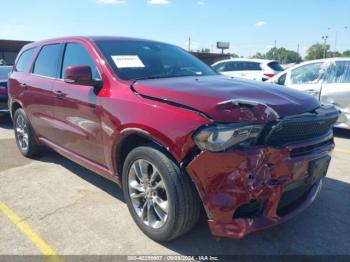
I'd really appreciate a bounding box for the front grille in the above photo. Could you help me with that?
[290,139,333,158]
[263,106,339,147]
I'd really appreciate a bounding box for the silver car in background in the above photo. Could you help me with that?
[269,58,350,129]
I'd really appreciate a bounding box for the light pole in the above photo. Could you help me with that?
[327,26,348,56]
[322,35,328,59]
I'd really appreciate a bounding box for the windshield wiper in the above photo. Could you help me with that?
[133,75,167,81]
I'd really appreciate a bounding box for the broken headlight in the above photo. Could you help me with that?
[193,124,263,152]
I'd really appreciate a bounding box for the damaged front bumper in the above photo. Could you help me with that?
[186,130,334,239]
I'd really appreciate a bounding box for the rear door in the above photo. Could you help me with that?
[16,44,62,141]
[53,42,106,165]
[241,61,263,81]
[320,61,350,127]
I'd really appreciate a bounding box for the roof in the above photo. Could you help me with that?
[299,57,350,64]
[22,36,168,50]
[212,58,277,66]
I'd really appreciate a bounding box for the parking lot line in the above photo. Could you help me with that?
[335,148,350,154]
[0,200,63,262]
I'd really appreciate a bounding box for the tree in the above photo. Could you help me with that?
[328,51,342,58]
[253,48,301,64]
[342,50,350,57]
[251,52,266,59]
[305,43,330,60]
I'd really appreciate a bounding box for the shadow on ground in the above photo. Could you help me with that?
[334,128,350,139]
[38,150,125,202]
[0,114,13,130]
[36,150,350,255]
[2,114,349,255]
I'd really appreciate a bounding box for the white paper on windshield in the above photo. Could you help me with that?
[111,55,145,68]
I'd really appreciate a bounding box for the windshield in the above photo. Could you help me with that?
[0,66,12,80]
[95,40,216,80]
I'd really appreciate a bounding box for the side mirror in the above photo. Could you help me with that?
[64,65,102,89]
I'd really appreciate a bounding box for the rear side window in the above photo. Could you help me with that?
[226,62,261,71]
[268,62,284,71]
[244,62,261,71]
[33,44,62,78]
[326,61,350,84]
[61,43,101,80]
[15,48,35,72]
[225,62,242,71]
[212,62,226,72]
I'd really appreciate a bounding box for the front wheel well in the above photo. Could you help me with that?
[11,102,22,119]
[116,133,176,183]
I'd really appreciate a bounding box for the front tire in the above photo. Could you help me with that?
[122,145,201,242]
[13,108,43,157]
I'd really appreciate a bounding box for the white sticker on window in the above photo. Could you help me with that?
[111,55,145,68]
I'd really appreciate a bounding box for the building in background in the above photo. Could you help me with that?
[191,52,231,66]
[0,40,32,65]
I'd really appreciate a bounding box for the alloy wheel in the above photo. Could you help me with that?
[128,159,169,229]
[15,114,29,152]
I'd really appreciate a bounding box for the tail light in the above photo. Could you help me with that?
[264,73,274,78]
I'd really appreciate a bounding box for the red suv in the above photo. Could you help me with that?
[8,36,339,241]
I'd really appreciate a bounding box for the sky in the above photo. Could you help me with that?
[1,0,349,57]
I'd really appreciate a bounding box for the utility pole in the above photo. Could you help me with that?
[273,40,277,60]
[322,35,328,59]
[297,43,300,63]
[334,31,338,54]
[188,37,191,52]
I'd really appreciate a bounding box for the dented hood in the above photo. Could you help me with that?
[132,75,320,123]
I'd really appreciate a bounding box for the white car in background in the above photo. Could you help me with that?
[269,58,350,129]
[211,58,284,81]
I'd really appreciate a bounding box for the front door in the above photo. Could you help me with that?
[286,61,327,98]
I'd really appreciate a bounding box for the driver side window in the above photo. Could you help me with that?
[290,62,325,84]
[61,43,101,80]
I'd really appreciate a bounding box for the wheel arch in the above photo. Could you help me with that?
[114,129,179,183]
[10,100,23,119]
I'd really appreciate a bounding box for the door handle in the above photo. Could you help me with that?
[20,83,28,89]
[53,90,66,99]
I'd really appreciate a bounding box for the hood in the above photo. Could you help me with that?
[132,75,320,123]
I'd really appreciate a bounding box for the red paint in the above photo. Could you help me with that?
[8,36,337,239]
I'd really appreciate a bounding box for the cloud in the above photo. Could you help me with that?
[254,21,266,27]
[197,1,205,5]
[147,0,169,5]
[98,0,126,4]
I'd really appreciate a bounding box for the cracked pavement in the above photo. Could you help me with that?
[0,115,350,255]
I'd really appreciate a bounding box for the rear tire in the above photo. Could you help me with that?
[13,108,43,158]
[122,145,201,242]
